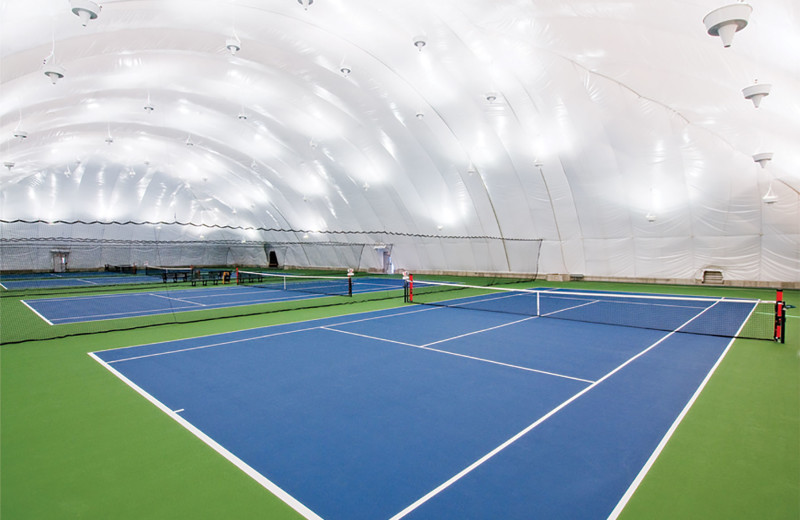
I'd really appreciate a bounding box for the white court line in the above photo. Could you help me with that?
[48,304,209,323]
[320,327,420,348]
[106,325,323,364]
[148,293,207,306]
[322,327,594,384]
[0,282,8,290]
[21,299,55,325]
[36,290,321,324]
[388,300,725,519]
[88,352,323,520]
[541,298,599,317]
[606,301,759,519]
[421,315,539,348]
[104,305,439,362]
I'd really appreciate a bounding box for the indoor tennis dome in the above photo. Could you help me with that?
[2,0,799,285]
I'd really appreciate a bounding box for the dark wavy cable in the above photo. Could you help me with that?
[0,219,542,242]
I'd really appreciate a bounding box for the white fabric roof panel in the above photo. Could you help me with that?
[1,0,798,281]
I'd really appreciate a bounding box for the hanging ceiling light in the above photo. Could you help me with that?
[485,92,498,103]
[413,35,427,51]
[4,161,15,170]
[70,0,100,27]
[753,152,773,168]
[144,95,154,112]
[185,136,194,146]
[340,66,351,77]
[226,38,241,55]
[703,3,752,48]
[13,130,28,139]
[298,0,313,10]
[762,184,778,204]
[645,212,657,223]
[43,63,65,85]
[742,81,771,108]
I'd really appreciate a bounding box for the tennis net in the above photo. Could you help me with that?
[237,270,353,297]
[405,279,786,342]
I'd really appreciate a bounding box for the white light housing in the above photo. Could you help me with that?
[144,103,154,112]
[105,136,114,145]
[415,112,424,120]
[340,66,351,76]
[762,184,778,204]
[13,130,28,139]
[238,111,247,120]
[226,38,241,55]
[4,161,15,170]
[753,152,773,168]
[70,0,100,26]
[298,0,313,10]
[703,3,752,48]
[742,82,771,108]
[413,36,427,51]
[645,212,657,222]
[43,64,65,84]
[185,136,194,146]
[485,92,498,103]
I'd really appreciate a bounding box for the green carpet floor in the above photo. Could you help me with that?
[2,279,797,519]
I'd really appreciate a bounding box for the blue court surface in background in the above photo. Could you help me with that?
[22,277,404,324]
[1,272,158,290]
[91,294,748,520]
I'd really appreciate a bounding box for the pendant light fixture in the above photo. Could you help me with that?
[703,3,752,48]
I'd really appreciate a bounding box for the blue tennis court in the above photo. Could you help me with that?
[0,272,157,290]
[90,291,753,519]
[22,277,405,325]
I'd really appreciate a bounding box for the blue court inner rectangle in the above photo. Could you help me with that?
[91,299,746,520]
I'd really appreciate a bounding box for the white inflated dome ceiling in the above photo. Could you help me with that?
[1,0,799,281]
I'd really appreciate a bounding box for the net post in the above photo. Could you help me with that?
[347,268,354,297]
[775,289,786,343]
[409,274,414,303]
[236,267,240,285]
[780,302,786,344]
